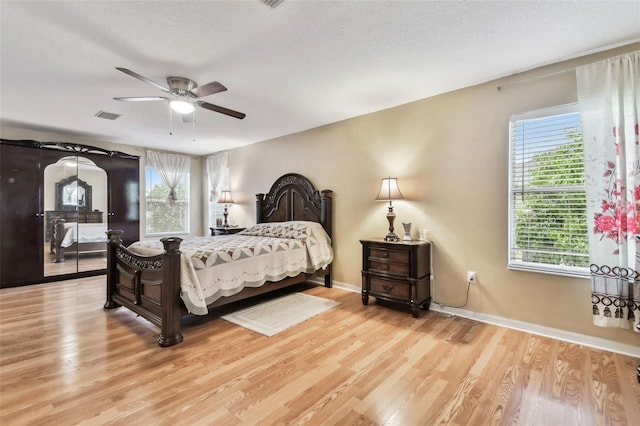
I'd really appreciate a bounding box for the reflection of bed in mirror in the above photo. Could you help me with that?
[51,218,108,263]
[44,210,104,242]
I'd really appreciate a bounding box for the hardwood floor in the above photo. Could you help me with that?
[1,277,639,425]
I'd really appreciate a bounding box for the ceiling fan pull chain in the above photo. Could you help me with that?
[169,106,173,135]
[192,111,196,142]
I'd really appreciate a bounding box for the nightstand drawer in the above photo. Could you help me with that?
[369,277,410,299]
[368,259,409,276]
[368,247,409,263]
[361,238,432,318]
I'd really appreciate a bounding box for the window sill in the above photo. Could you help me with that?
[508,262,590,279]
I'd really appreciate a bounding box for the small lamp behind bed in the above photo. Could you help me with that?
[217,190,235,227]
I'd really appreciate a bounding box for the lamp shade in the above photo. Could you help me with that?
[375,177,404,201]
[217,190,234,204]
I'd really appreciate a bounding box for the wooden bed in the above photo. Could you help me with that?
[104,173,333,346]
[50,218,107,263]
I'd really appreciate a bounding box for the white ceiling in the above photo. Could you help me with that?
[1,1,639,156]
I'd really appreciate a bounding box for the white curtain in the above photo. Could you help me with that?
[146,150,191,208]
[577,51,640,331]
[206,152,228,202]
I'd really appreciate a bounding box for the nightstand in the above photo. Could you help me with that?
[210,227,246,236]
[360,238,432,317]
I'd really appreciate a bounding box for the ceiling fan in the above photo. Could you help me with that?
[113,67,246,121]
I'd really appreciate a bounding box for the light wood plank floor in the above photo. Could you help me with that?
[1,277,639,425]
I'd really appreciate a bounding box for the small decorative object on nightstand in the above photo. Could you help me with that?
[360,238,432,318]
[402,221,412,241]
[210,227,246,236]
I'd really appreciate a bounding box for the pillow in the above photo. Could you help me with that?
[239,221,328,243]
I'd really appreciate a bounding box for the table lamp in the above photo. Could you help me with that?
[217,190,235,227]
[375,177,404,241]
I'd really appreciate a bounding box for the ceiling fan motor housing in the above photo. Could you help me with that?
[166,77,197,96]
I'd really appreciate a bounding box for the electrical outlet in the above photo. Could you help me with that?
[467,271,477,284]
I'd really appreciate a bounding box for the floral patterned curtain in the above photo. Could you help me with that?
[576,51,639,331]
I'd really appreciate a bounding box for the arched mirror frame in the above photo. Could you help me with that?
[44,156,108,276]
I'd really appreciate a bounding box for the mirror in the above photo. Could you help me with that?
[56,175,92,211]
[43,156,108,276]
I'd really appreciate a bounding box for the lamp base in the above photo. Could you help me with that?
[385,233,400,242]
[223,205,229,227]
[384,206,399,242]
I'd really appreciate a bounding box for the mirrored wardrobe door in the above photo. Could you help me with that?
[76,156,108,273]
[44,156,79,276]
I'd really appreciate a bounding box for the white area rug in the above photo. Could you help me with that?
[221,292,340,337]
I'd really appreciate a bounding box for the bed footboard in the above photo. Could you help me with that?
[105,230,184,347]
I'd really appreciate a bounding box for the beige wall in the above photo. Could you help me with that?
[0,128,204,238]
[226,43,640,348]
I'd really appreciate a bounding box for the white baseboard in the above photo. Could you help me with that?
[332,280,360,294]
[430,303,640,358]
[312,278,640,358]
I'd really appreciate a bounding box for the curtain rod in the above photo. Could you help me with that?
[496,68,575,91]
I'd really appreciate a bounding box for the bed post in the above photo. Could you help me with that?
[158,237,184,347]
[321,189,333,288]
[255,193,265,222]
[104,230,123,309]
[53,218,66,263]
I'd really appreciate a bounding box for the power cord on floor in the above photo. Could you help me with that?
[432,280,471,309]
[431,281,481,325]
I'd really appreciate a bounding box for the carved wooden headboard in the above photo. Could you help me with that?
[255,173,333,239]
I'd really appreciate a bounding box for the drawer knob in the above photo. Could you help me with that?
[382,283,393,292]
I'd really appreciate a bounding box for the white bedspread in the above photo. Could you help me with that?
[128,221,333,315]
[60,222,108,248]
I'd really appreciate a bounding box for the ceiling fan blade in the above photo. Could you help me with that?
[197,101,246,119]
[182,112,194,123]
[115,67,171,93]
[190,81,227,98]
[113,96,169,102]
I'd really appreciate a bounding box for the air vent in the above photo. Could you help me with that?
[94,110,121,120]
[261,0,284,8]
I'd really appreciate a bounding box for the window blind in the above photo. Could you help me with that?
[508,104,589,277]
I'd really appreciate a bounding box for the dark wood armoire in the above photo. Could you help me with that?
[0,139,140,288]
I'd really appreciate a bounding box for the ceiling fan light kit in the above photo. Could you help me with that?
[169,99,195,114]
[113,67,245,119]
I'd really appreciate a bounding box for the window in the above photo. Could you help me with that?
[208,167,230,228]
[145,167,190,235]
[508,104,589,277]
